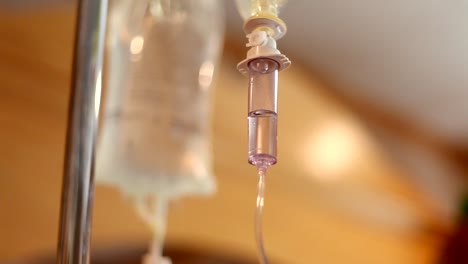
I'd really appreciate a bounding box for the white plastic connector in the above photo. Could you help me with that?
[238,14,290,76]
[246,31,269,47]
[243,17,287,40]
[237,33,290,76]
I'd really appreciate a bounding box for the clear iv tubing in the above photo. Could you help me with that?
[135,195,168,260]
[255,163,269,264]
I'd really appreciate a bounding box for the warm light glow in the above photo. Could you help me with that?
[130,35,144,55]
[304,119,366,181]
[198,61,215,91]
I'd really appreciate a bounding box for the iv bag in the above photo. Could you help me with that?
[96,0,224,200]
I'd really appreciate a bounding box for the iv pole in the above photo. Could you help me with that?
[56,0,108,264]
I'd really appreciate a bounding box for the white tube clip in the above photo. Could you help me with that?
[237,30,290,76]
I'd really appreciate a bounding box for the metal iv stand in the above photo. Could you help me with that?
[56,1,108,264]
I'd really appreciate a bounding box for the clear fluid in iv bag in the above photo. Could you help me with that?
[97,0,223,198]
[97,0,224,263]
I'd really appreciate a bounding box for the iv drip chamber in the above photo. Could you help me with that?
[247,58,279,165]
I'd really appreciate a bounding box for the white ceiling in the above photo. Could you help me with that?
[226,0,468,144]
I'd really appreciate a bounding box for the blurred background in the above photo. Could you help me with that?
[0,0,467,263]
